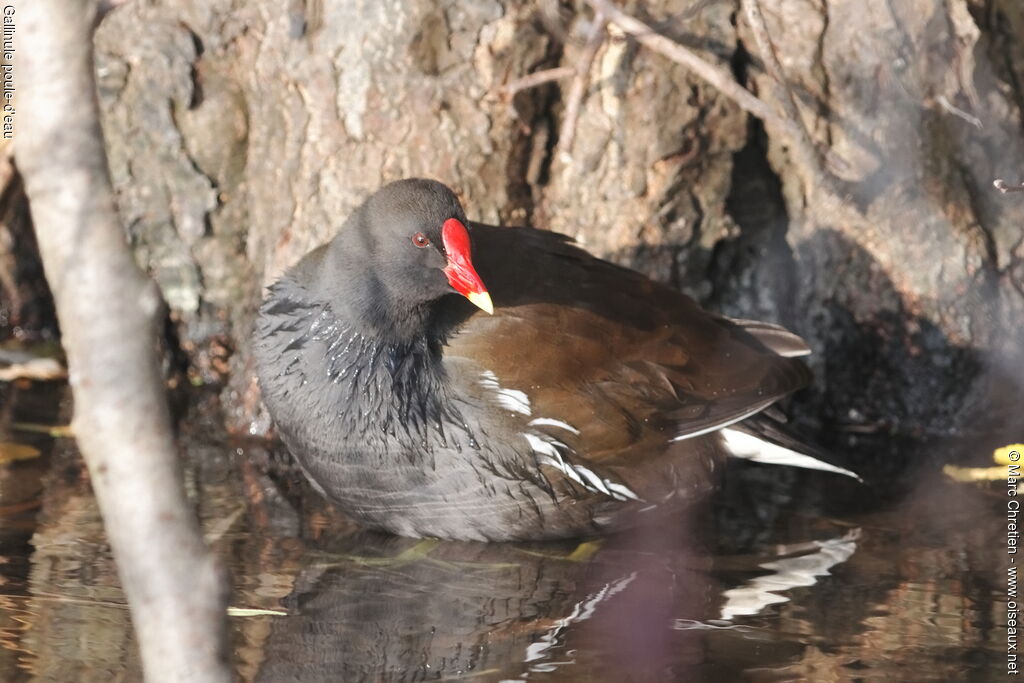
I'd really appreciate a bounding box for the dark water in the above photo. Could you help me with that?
[0,382,1013,681]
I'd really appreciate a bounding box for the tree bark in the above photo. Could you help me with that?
[540,0,746,296]
[15,1,230,681]
[730,0,1024,440]
[90,0,1024,456]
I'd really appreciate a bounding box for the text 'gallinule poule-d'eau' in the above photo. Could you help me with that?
[254,178,858,542]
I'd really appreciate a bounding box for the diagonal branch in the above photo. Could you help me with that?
[556,11,608,160]
[587,0,848,205]
[741,0,833,194]
[585,0,805,143]
[496,66,576,100]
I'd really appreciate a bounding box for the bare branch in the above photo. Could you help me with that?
[741,0,832,193]
[937,95,983,129]
[585,0,803,142]
[15,1,230,681]
[496,66,576,100]
[586,0,854,206]
[557,12,608,160]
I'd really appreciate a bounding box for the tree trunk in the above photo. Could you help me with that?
[15,1,230,680]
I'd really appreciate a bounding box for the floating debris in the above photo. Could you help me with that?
[0,357,66,382]
[0,442,42,465]
[10,422,74,438]
[227,607,288,617]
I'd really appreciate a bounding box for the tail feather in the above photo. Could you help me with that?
[721,414,861,481]
[729,318,812,358]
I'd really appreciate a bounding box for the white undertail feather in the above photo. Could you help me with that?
[720,428,862,481]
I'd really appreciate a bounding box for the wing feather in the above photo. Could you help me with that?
[443,223,813,472]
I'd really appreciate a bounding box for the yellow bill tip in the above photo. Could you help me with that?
[467,291,494,315]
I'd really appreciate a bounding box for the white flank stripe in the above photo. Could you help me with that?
[523,433,561,460]
[480,370,532,415]
[528,417,581,435]
[720,428,861,481]
[496,388,531,415]
[605,481,642,501]
[536,453,586,486]
[573,465,610,494]
[525,433,642,501]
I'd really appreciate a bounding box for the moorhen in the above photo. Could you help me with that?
[254,178,856,541]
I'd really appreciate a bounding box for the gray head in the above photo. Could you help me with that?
[316,179,492,342]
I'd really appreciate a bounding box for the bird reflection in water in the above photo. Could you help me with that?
[248,494,860,682]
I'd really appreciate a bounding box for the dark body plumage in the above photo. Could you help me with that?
[254,179,826,541]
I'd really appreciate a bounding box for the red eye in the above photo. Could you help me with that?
[412,232,430,248]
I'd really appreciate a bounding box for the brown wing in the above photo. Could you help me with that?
[444,223,811,467]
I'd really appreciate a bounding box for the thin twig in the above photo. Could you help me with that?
[994,179,1024,194]
[556,12,608,160]
[742,0,832,194]
[587,0,855,211]
[937,95,982,129]
[497,66,576,100]
[585,0,802,142]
